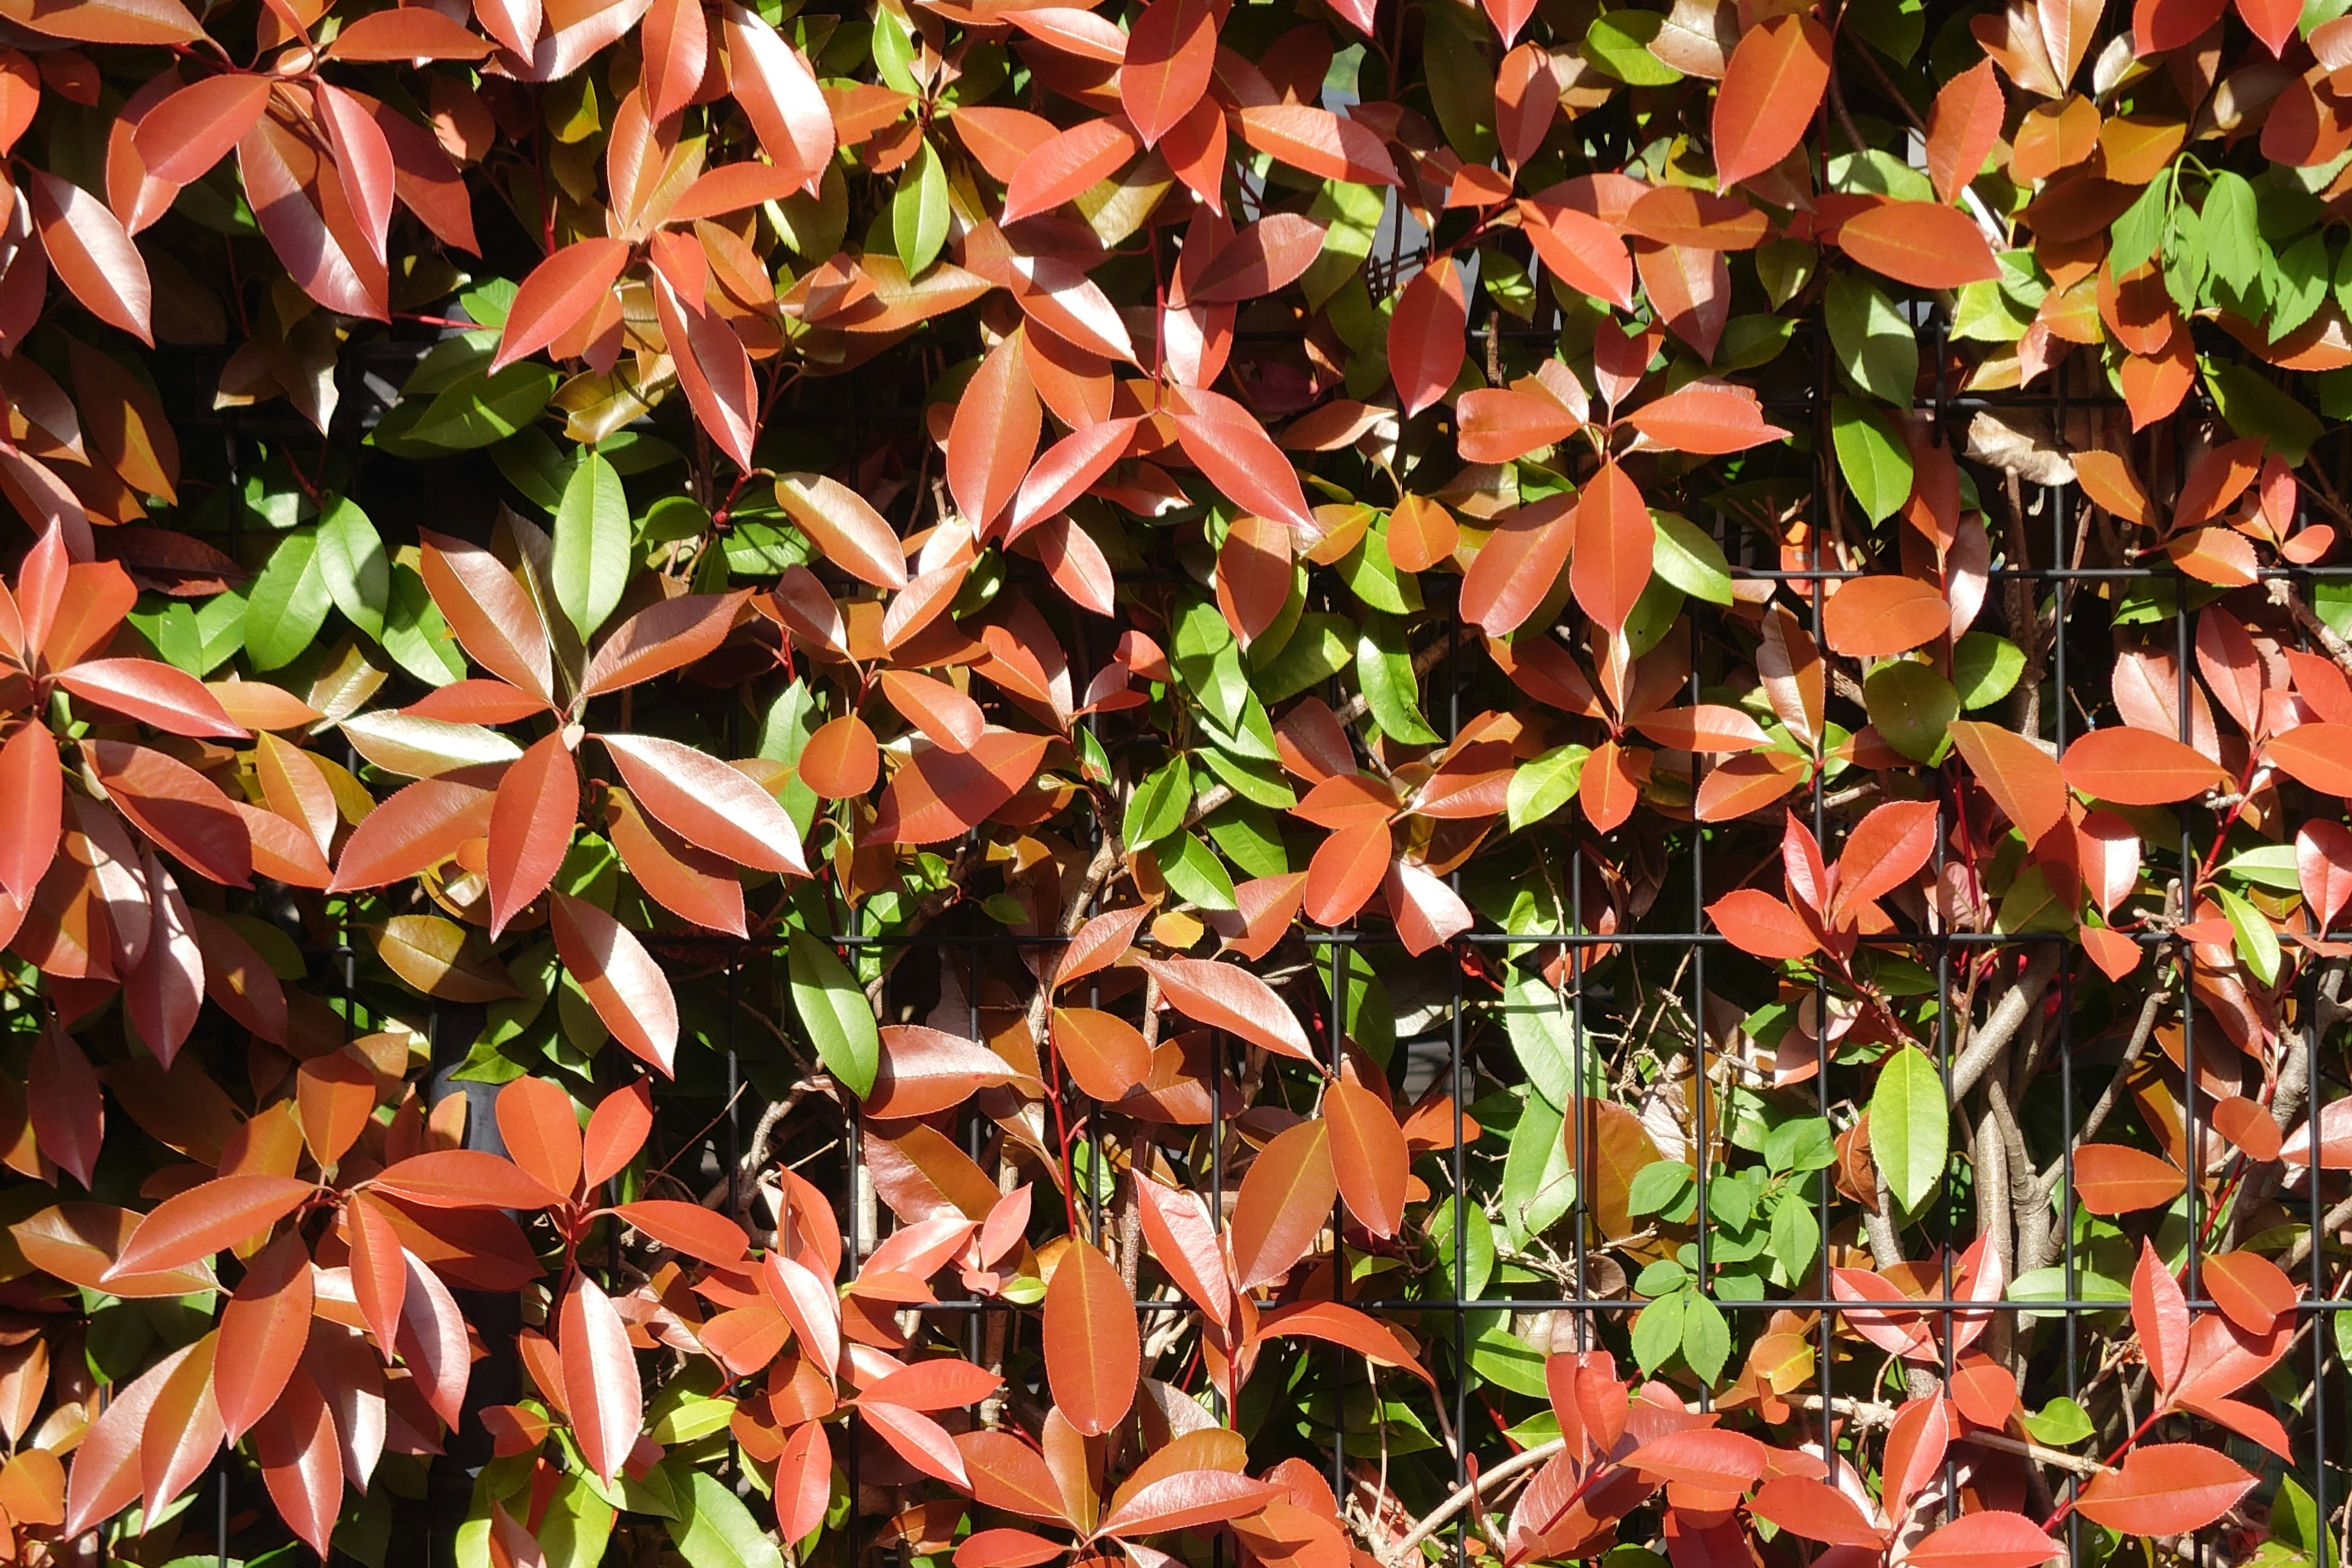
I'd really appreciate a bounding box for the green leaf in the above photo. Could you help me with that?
[1355,612,1441,744]
[244,529,333,671]
[552,451,631,641]
[1951,631,2024,709]
[541,1478,616,1568]
[1502,968,1578,1109]
[1468,1320,1551,1396]
[1583,7,1680,83]
[2221,843,2303,891]
[1679,1290,1730,1385]
[1765,1116,1836,1174]
[1123,755,1193,849]
[1254,611,1355,703]
[2267,229,2331,339]
[671,1472,787,1568]
[1651,511,1733,605]
[2109,168,2171,280]
[1626,1159,1694,1218]
[1869,1044,1947,1215]
[2204,360,2322,465]
[1630,1288,1685,1374]
[1635,1257,1689,1297]
[893,140,949,277]
[1831,395,1914,523]
[2020,1395,2096,1447]
[1499,1090,1574,1245]
[1336,518,1420,614]
[1864,659,1959,764]
[788,926,880,1099]
[385,363,559,454]
[1158,829,1237,911]
[2203,171,2264,293]
[384,561,466,685]
[1507,743,1589,831]
[1770,1190,1818,1283]
[315,497,388,641]
[1825,273,1917,404]
[2216,884,2282,988]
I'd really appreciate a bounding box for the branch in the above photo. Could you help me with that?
[1389,1438,1566,1556]
[1950,946,2060,1105]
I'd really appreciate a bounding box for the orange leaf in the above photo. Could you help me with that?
[1042,1241,1137,1435]
[1822,576,1953,657]
[2071,1142,2186,1213]
[1324,1080,1407,1238]
[1711,13,1831,190]
[1837,200,2002,288]
[2060,728,2228,805]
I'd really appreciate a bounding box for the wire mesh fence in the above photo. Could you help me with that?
[145,302,2352,1568]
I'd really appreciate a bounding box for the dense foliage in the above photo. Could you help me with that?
[0,0,2347,1561]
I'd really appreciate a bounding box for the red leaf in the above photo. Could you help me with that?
[131,72,271,184]
[614,1200,750,1265]
[215,1227,312,1443]
[28,168,151,342]
[417,529,555,701]
[1517,198,1634,309]
[861,1357,1003,1411]
[1255,1299,1436,1385]
[28,1025,101,1189]
[0,720,60,903]
[1002,116,1140,226]
[63,1341,192,1540]
[1133,1177,1232,1328]
[2203,1249,2296,1335]
[1009,417,1139,538]
[330,778,494,891]
[83,739,251,887]
[496,1076,582,1201]
[777,1423,833,1542]
[1235,104,1400,186]
[2267,722,2352,797]
[581,592,746,697]
[369,1150,560,1210]
[1130,954,1317,1063]
[550,891,679,1076]
[1838,200,2001,288]
[720,2,834,193]
[252,1367,342,1559]
[583,1080,654,1191]
[878,669,986,752]
[325,8,491,57]
[2071,1143,2186,1214]
[560,1273,642,1486]
[1169,386,1314,532]
[1042,1241,1137,1436]
[800,715,880,799]
[949,331,1042,532]
[1821,576,1953,658]
[1621,380,1789,454]
[774,471,909,589]
[955,1528,1066,1568]
[1947,720,2067,845]
[486,732,578,937]
[1098,1472,1286,1537]
[494,236,631,369]
[1626,1428,1768,1490]
[1569,458,1649,636]
[1457,386,1583,465]
[1189,213,1325,303]
[2236,0,2300,55]
[2132,1238,2188,1394]
[108,1173,315,1278]
[599,732,808,875]
[1050,1006,1151,1100]
[1324,1079,1407,1238]
[640,0,707,121]
[1388,256,1466,417]
[1706,889,1819,960]
[2062,728,2230,806]
[1120,0,1215,147]
[1229,1118,1336,1289]
[2075,1443,2255,1537]
[1711,13,1831,190]
[1834,799,1941,915]
[1905,1512,2062,1568]
[1926,60,2005,205]
[1748,1476,1887,1548]
[1304,817,1392,926]
[1460,492,1575,636]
